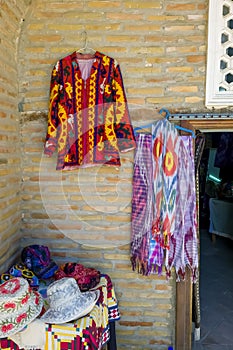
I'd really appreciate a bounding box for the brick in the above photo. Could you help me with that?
[146,97,184,104]
[165,25,195,32]
[48,24,83,31]
[187,55,205,63]
[166,4,196,11]
[166,46,197,54]
[124,1,161,9]
[28,34,62,42]
[106,35,139,42]
[168,86,198,93]
[123,24,160,32]
[167,66,194,73]
[87,1,121,8]
[147,15,185,21]
[106,12,143,20]
[185,96,203,103]
[127,87,164,96]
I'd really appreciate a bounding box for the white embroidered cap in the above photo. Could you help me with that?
[0,277,43,338]
[40,277,99,324]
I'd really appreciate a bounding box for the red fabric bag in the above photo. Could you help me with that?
[54,263,100,291]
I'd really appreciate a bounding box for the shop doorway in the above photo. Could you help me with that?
[174,117,233,350]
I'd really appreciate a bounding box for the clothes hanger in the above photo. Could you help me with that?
[134,108,195,138]
[76,31,96,56]
[162,108,196,138]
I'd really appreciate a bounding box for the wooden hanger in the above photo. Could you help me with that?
[76,31,96,56]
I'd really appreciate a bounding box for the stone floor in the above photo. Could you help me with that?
[192,229,233,350]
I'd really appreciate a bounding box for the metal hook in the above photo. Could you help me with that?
[81,30,88,49]
[159,108,170,120]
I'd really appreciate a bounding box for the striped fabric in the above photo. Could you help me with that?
[167,136,198,282]
[130,133,153,275]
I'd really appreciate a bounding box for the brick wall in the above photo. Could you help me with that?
[0,0,28,271]
[0,0,211,348]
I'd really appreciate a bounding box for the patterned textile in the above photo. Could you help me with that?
[54,263,100,292]
[44,51,136,170]
[131,121,199,281]
[21,246,58,280]
[167,136,198,282]
[1,263,39,289]
[0,274,120,350]
[148,119,179,273]
[130,133,153,275]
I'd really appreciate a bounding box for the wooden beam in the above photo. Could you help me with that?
[175,267,193,350]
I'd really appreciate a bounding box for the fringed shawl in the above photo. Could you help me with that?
[130,134,153,275]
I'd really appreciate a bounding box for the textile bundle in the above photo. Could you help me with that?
[130,119,198,282]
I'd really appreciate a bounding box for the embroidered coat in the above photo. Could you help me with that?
[44,51,136,170]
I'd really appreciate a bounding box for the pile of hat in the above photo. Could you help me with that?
[0,245,59,289]
[0,245,101,339]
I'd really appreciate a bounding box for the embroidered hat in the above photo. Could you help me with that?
[0,263,39,289]
[0,277,43,338]
[21,245,58,279]
[40,277,99,324]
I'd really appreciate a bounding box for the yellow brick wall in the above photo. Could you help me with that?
[0,0,214,348]
[0,0,28,271]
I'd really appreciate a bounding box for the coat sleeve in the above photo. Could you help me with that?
[112,60,136,152]
[44,61,61,156]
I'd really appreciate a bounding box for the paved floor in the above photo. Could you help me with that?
[192,229,233,350]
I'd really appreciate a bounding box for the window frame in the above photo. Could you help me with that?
[206,0,233,108]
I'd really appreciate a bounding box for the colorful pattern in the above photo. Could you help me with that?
[44,51,136,170]
[182,136,198,281]
[131,121,198,282]
[21,245,58,280]
[166,136,198,281]
[130,133,153,275]
[1,263,39,289]
[54,262,100,292]
[0,275,120,350]
[148,119,179,273]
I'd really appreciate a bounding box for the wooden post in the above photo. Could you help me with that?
[175,267,193,350]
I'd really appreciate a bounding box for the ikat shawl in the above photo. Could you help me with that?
[130,134,153,275]
[148,119,179,274]
[166,136,198,282]
[131,119,198,281]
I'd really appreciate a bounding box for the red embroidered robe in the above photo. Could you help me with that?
[44,51,136,170]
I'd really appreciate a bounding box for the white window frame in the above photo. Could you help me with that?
[206,0,233,108]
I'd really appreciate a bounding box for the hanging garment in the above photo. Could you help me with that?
[167,136,198,282]
[148,119,179,274]
[214,132,233,168]
[130,133,153,275]
[44,51,136,170]
[192,132,205,339]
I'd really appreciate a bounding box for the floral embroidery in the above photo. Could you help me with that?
[21,294,29,305]
[4,302,16,309]
[0,278,20,295]
[1,323,13,334]
[16,313,27,323]
[0,278,43,337]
